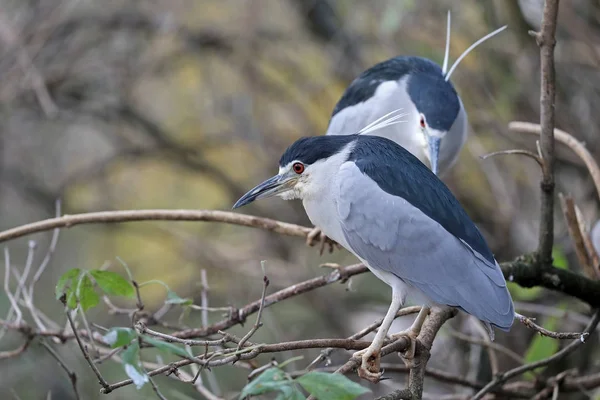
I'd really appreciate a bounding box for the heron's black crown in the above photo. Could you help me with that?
[279,134,494,264]
[332,56,461,132]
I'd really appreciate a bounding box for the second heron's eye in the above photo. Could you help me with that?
[419,115,426,128]
[292,162,305,174]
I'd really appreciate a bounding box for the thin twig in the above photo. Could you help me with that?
[137,324,228,347]
[237,265,269,350]
[516,313,588,339]
[3,247,22,323]
[559,193,595,277]
[62,301,110,392]
[471,309,600,400]
[0,339,31,359]
[40,340,80,400]
[147,374,168,400]
[447,328,524,366]
[173,263,369,339]
[480,149,543,168]
[574,204,600,276]
[509,122,600,204]
[0,241,36,342]
[29,200,61,298]
[200,269,210,329]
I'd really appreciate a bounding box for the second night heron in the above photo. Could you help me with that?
[233,114,515,381]
[327,14,506,176]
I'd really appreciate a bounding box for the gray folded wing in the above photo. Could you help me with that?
[335,160,514,330]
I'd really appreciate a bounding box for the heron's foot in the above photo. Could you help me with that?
[389,330,420,368]
[389,306,430,369]
[306,226,340,255]
[353,345,382,383]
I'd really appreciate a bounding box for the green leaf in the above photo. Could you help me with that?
[276,385,306,400]
[297,372,370,400]
[165,290,193,306]
[121,343,148,389]
[79,274,100,311]
[55,268,81,300]
[240,367,292,398]
[142,336,190,358]
[90,270,135,298]
[122,342,140,365]
[103,327,136,348]
[552,247,569,270]
[507,282,542,301]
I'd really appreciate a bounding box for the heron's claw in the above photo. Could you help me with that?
[389,330,419,368]
[306,227,340,255]
[353,346,382,383]
[389,306,430,369]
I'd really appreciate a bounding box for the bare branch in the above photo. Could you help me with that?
[61,301,110,392]
[172,263,369,339]
[509,122,600,203]
[3,247,22,324]
[0,339,30,360]
[446,328,524,366]
[532,0,560,266]
[480,149,543,168]
[516,313,587,339]
[472,309,600,400]
[574,204,600,276]
[0,210,312,243]
[558,193,596,278]
[237,263,269,350]
[40,340,80,400]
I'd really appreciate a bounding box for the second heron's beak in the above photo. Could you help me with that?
[233,173,296,209]
[427,136,441,176]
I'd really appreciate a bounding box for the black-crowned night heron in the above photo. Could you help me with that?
[328,14,506,176]
[233,113,515,382]
[307,14,507,251]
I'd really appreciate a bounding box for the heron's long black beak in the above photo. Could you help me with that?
[233,174,295,209]
[427,137,441,175]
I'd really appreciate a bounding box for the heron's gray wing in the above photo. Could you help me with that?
[335,161,514,330]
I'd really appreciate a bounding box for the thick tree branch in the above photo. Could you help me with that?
[501,252,600,308]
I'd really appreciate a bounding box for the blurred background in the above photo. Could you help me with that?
[1,0,599,399]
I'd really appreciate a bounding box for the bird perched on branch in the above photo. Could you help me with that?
[233,112,515,382]
[307,13,507,251]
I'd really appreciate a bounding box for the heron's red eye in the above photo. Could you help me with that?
[292,162,305,174]
[420,115,426,128]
